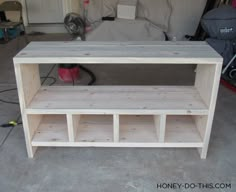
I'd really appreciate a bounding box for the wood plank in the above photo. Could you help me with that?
[199,63,222,159]
[154,115,166,142]
[32,115,69,143]
[165,115,203,143]
[72,115,80,141]
[26,86,208,115]
[31,142,203,148]
[193,115,207,140]
[14,41,222,64]
[113,114,120,142]
[14,63,39,158]
[76,115,113,142]
[21,41,209,46]
[67,114,75,142]
[120,115,158,143]
[195,64,217,107]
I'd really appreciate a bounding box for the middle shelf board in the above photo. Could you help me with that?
[26,86,208,115]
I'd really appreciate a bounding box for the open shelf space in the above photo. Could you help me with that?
[165,115,203,143]
[75,115,113,142]
[26,86,208,115]
[32,115,69,145]
[120,115,158,143]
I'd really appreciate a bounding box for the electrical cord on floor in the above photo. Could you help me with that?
[0,64,95,146]
[0,88,17,94]
[0,65,57,147]
[79,65,96,85]
[40,76,57,86]
[0,112,22,147]
[41,64,57,85]
[0,126,14,147]
[0,88,18,105]
[0,98,19,105]
[0,64,57,129]
[0,76,57,105]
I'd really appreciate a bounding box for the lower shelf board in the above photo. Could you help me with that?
[32,115,69,143]
[31,142,203,148]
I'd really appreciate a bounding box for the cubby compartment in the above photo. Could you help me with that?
[31,115,69,145]
[165,115,206,143]
[75,115,113,142]
[120,115,159,143]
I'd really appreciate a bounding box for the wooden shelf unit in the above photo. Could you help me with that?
[13,41,223,159]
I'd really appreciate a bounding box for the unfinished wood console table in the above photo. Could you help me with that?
[13,41,223,159]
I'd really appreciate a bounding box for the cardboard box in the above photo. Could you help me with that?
[117,0,137,20]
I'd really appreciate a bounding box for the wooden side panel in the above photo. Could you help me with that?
[19,64,41,107]
[14,63,40,158]
[195,64,217,107]
[201,63,222,159]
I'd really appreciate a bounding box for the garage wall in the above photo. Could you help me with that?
[0,0,207,38]
[77,0,207,40]
[0,0,80,25]
[169,0,207,39]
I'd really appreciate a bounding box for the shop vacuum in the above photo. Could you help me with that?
[58,12,94,84]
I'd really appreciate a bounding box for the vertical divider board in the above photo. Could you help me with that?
[113,114,120,142]
[73,115,80,142]
[67,114,80,142]
[153,115,166,142]
[67,114,75,142]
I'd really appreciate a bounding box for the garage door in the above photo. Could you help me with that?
[26,0,64,23]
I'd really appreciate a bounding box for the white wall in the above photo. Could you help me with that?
[76,0,207,40]
[168,0,207,40]
[1,0,207,37]
[0,0,80,25]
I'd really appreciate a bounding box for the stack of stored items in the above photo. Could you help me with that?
[201,5,236,88]
[117,0,137,20]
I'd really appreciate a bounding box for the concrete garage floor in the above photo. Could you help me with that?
[0,34,235,192]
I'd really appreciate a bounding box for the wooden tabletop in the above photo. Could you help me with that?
[14,41,223,64]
